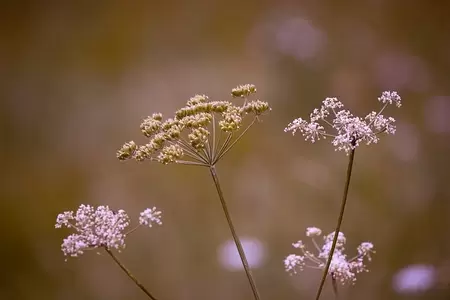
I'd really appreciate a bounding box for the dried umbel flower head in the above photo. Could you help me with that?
[284,227,375,285]
[231,84,257,98]
[284,91,401,153]
[55,205,162,259]
[117,84,270,166]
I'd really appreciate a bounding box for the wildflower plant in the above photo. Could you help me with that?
[117,84,270,300]
[285,91,401,299]
[55,205,162,299]
[284,227,375,284]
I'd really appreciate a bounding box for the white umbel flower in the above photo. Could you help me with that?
[139,207,163,227]
[285,91,401,154]
[284,227,375,285]
[56,204,162,259]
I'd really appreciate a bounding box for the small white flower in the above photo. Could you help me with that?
[358,242,374,258]
[306,227,322,237]
[284,226,374,285]
[284,118,326,143]
[322,97,344,109]
[284,254,305,274]
[378,91,402,107]
[292,240,305,249]
[139,207,163,227]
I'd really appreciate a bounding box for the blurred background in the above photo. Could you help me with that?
[1,1,450,299]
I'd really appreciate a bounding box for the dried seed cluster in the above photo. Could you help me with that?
[117,84,270,165]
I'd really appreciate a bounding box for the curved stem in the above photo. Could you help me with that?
[315,148,356,300]
[208,165,261,300]
[124,224,141,236]
[105,248,159,300]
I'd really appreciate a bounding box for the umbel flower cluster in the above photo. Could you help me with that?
[55,205,162,258]
[117,84,270,166]
[284,227,375,284]
[284,91,401,153]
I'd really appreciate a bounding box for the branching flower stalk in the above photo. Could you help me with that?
[317,147,355,299]
[55,205,163,299]
[117,84,270,300]
[106,247,159,300]
[284,92,401,299]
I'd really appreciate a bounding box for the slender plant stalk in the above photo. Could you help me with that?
[208,165,261,300]
[105,248,159,300]
[315,148,356,300]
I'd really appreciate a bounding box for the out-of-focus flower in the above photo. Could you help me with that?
[55,204,162,258]
[425,96,450,134]
[218,237,266,271]
[284,92,401,154]
[284,227,374,285]
[274,17,326,61]
[392,264,436,294]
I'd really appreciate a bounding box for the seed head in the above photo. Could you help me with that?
[231,84,257,98]
[117,84,270,165]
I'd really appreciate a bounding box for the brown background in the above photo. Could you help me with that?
[1,1,450,299]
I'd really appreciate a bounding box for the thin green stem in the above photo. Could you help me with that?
[105,248,158,300]
[208,165,261,300]
[315,148,356,300]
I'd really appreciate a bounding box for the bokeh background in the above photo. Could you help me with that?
[1,1,450,299]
